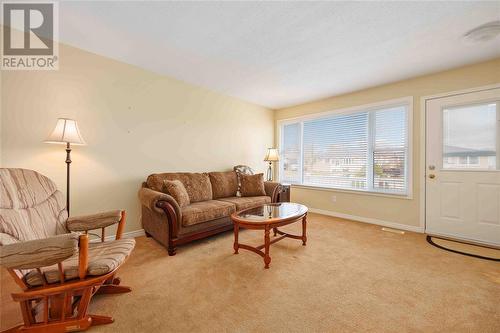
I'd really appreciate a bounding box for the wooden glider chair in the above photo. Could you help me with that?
[0,168,135,332]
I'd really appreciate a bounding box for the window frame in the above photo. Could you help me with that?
[277,97,413,199]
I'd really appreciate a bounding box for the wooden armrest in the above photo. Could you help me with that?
[78,234,89,279]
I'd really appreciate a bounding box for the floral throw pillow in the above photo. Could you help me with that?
[240,173,266,197]
[163,179,190,208]
[233,165,255,197]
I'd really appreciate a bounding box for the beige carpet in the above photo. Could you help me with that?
[1,213,499,332]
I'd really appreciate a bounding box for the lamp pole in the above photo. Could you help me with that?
[267,161,272,181]
[45,118,85,216]
[65,142,72,214]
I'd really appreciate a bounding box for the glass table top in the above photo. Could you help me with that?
[234,203,308,223]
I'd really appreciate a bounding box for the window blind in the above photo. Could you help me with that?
[280,123,301,184]
[373,106,407,192]
[279,102,409,195]
[303,113,368,190]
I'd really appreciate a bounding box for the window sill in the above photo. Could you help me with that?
[288,184,413,200]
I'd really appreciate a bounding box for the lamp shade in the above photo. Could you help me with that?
[264,148,279,162]
[45,118,86,145]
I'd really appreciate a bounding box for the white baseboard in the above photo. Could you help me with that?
[108,228,145,241]
[99,229,145,242]
[91,211,423,243]
[308,208,424,233]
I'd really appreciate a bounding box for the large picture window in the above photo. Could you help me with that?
[279,99,411,195]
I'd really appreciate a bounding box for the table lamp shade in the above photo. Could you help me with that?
[264,148,279,162]
[45,118,86,145]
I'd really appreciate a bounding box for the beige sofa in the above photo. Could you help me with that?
[138,171,282,255]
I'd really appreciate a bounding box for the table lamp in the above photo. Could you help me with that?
[264,148,279,181]
[45,118,86,214]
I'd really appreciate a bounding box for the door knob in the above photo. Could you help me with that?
[429,174,436,179]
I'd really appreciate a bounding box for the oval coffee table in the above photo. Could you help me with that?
[231,202,308,269]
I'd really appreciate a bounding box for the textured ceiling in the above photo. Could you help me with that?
[56,1,500,109]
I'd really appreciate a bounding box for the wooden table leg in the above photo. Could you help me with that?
[264,226,271,269]
[233,222,239,254]
[273,227,277,237]
[302,214,307,246]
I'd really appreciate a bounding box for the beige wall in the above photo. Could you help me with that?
[1,43,274,234]
[2,39,498,234]
[275,58,500,229]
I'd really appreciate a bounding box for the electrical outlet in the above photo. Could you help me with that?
[331,195,336,203]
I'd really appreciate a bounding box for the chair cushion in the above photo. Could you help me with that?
[239,173,266,197]
[217,196,271,211]
[181,200,235,227]
[0,168,68,241]
[0,232,19,246]
[0,168,58,209]
[163,180,190,208]
[209,171,238,199]
[147,172,212,203]
[24,238,136,287]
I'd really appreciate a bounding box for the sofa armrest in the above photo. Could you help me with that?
[264,181,282,202]
[67,210,122,232]
[0,233,79,270]
[138,187,182,221]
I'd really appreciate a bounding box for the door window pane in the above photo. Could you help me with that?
[443,103,497,170]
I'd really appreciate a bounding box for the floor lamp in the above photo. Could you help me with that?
[45,118,86,215]
[264,148,279,181]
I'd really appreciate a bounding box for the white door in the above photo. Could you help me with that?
[426,87,500,246]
